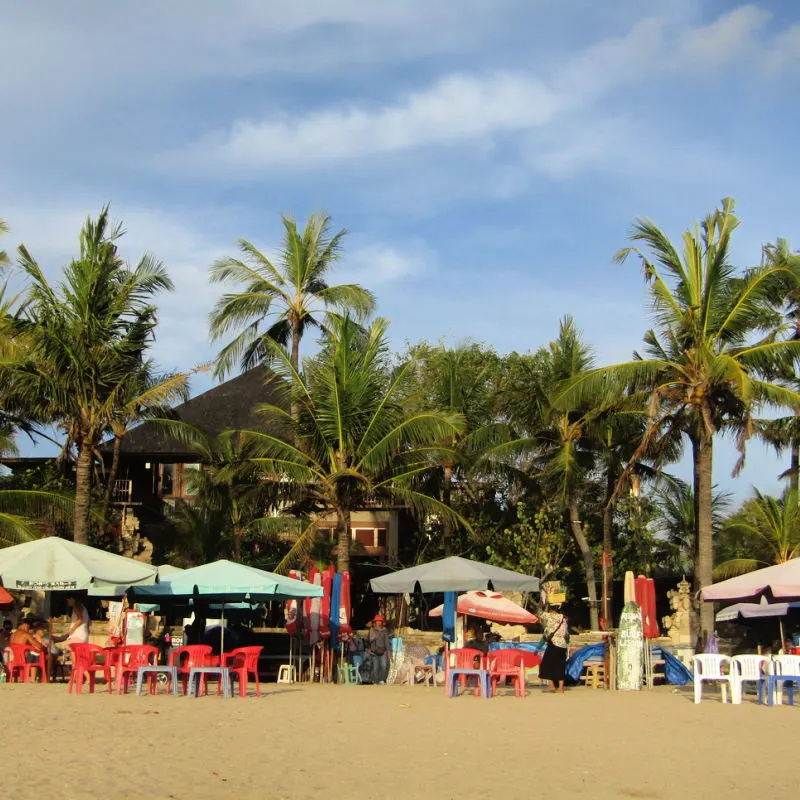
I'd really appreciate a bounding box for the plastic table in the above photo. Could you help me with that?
[187,666,231,698]
[764,673,800,706]
[136,665,179,696]
[447,667,490,699]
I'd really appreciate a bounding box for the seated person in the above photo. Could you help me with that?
[0,618,12,650]
[32,620,61,679]
[466,627,489,656]
[10,620,47,680]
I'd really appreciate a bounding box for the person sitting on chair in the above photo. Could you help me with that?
[10,620,46,680]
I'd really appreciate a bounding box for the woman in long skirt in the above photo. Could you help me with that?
[539,610,568,693]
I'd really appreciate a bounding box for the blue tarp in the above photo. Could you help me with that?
[488,640,546,655]
[566,643,605,683]
[656,647,693,685]
[565,643,693,686]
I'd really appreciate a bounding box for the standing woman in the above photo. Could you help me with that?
[539,607,569,693]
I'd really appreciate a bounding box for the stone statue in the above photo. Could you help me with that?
[662,577,692,644]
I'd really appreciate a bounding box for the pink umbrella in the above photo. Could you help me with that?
[339,571,352,634]
[701,558,800,603]
[429,591,538,625]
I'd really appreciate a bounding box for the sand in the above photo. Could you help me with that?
[2,681,795,800]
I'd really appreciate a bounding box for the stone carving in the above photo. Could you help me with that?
[662,577,692,644]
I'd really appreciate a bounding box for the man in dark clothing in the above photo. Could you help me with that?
[367,614,391,684]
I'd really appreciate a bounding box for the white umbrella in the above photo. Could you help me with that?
[369,556,539,593]
[701,558,800,603]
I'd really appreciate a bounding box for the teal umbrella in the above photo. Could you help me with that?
[0,537,157,591]
[129,560,322,652]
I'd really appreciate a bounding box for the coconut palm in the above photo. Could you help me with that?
[0,217,9,267]
[13,206,173,544]
[502,317,606,629]
[209,212,375,378]
[560,198,800,640]
[715,489,800,579]
[243,315,466,573]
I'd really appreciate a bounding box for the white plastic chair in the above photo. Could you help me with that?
[770,655,800,706]
[730,655,767,704]
[693,654,733,704]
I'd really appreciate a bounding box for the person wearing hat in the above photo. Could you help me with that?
[367,613,391,684]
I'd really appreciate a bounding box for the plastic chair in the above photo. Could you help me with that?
[116,645,159,694]
[6,644,47,683]
[221,646,263,697]
[169,645,213,695]
[730,655,767,704]
[446,648,489,698]
[693,654,733,704]
[767,654,800,706]
[487,649,526,698]
[68,643,112,694]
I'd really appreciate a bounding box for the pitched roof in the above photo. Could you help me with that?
[110,368,288,458]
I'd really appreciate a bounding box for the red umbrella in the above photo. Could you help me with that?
[320,568,332,639]
[339,571,352,634]
[635,576,659,638]
[0,586,13,610]
[429,591,538,625]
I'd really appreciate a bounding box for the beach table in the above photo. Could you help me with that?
[187,666,231,698]
[136,665,179,696]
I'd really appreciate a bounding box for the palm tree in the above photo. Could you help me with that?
[243,315,466,573]
[0,217,9,267]
[561,198,800,640]
[503,318,605,629]
[98,362,192,528]
[13,206,173,544]
[715,489,800,579]
[209,212,375,378]
[406,343,511,554]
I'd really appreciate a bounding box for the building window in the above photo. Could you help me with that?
[161,463,174,496]
[183,463,200,497]
[352,527,389,549]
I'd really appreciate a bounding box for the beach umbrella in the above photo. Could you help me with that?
[129,559,322,653]
[339,571,351,635]
[330,572,342,645]
[0,537,157,591]
[429,591,538,625]
[320,568,332,639]
[700,558,800,603]
[716,598,800,622]
[369,556,539,594]
[634,576,660,639]
[0,586,13,610]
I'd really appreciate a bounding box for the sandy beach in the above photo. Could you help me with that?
[2,681,795,800]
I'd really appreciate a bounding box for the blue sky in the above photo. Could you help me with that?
[2,1,800,498]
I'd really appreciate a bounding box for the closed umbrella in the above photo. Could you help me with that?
[429,591,538,626]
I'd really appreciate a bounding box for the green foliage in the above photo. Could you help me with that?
[485,502,572,584]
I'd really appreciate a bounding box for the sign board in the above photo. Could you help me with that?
[617,600,643,691]
[124,610,147,646]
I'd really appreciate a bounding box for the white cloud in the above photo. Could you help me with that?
[161,6,793,179]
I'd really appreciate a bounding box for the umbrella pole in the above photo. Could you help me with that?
[780,619,786,653]
[220,603,225,658]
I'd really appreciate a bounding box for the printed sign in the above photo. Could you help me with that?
[14,580,78,590]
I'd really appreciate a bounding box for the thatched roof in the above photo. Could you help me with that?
[109,368,288,459]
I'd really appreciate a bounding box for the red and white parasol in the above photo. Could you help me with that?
[429,591,537,625]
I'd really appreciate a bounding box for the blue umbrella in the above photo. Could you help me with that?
[442,591,456,643]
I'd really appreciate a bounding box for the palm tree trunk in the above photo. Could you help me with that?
[290,323,301,425]
[100,434,123,531]
[568,493,599,630]
[232,524,242,562]
[74,438,93,545]
[336,507,351,573]
[602,464,615,626]
[692,431,715,645]
[791,438,799,496]
[441,464,454,555]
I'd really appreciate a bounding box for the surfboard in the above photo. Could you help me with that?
[617,600,643,691]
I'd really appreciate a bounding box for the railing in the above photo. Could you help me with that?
[111,479,133,503]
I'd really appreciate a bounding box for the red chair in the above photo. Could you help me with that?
[6,644,47,683]
[69,643,112,694]
[446,647,487,697]
[221,646,263,697]
[169,645,213,695]
[116,645,159,694]
[488,649,526,698]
